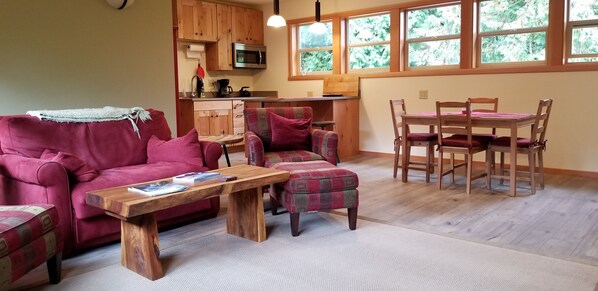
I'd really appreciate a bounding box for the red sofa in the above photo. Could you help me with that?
[0,109,222,256]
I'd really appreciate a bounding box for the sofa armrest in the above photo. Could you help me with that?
[244,131,265,167]
[198,140,223,170]
[311,129,339,166]
[0,155,69,186]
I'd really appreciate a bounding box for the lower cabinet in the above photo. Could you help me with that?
[193,100,233,136]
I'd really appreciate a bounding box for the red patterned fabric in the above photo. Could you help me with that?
[270,161,359,213]
[264,151,324,168]
[271,161,359,193]
[244,107,338,167]
[0,205,59,256]
[0,205,62,288]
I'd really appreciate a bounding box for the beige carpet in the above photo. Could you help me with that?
[11,212,598,291]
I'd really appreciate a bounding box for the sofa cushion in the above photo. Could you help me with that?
[263,150,325,168]
[269,113,311,151]
[0,204,59,256]
[40,149,99,182]
[0,109,171,170]
[71,161,208,220]
[147,128,204,167]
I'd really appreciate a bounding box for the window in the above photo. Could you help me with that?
[347,13,391,72]
[286,1,598,80]
[296,21,333,75]
[567,0,598,63]
[478,0,549,65]
[405,4,461,69]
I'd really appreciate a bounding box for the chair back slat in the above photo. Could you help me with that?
[436,101,473,146]
[468,97,498,134]
[531,99,553,145]
[389,99,409,140]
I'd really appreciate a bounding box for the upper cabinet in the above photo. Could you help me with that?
[177,0,217,42]
[175,0,264,70]
[206,4,233,71]
[232,7,264,45]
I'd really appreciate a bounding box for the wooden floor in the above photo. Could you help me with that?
[224,151,598,266]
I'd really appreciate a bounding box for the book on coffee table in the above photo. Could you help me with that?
[128,181,189,196]
[172,172,220,183]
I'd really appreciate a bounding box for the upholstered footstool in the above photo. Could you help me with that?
[269,161,359,236]
[0,205,62,289]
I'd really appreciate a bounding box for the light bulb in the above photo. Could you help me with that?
[267,15,287,27]
[309,22,327,34]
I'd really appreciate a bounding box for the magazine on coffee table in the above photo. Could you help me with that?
[172,172,220,183]
[128,181,189,196]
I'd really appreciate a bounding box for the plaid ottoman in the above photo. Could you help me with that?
[0,205,62,289]
[269,161,359,236]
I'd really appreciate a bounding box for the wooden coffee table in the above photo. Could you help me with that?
[85,165,289,280]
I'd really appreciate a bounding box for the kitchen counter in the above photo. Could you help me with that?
[180,96,359,102]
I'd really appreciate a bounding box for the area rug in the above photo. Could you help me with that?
[12,212,598,290]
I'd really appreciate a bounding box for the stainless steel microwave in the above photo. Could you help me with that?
[233,43,266,69]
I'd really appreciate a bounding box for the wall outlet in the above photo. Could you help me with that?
[419,90,428,99]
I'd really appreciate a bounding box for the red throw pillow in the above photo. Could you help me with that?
[40,149,99,182]
[147,128,204,167]
[269,112,311,151]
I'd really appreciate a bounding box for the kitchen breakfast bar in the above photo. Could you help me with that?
[177,96,360,159]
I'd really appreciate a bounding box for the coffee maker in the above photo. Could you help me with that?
[216,79,233,97]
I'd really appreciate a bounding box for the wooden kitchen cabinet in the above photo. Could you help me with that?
[193,101,232,136]
[206,4,233,71]
[232,7,264,45]
[177,0,217,42]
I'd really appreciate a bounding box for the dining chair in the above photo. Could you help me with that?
[468,97,499,134]
[485,99,553,194]
[436,101,493,194]
[389,99,437,182]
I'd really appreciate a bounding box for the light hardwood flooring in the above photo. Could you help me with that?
[223,151,598,266]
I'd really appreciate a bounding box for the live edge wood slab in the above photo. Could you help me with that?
[85,165,289,280]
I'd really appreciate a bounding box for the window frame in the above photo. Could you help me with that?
[565,3,598,63]
[476,0,550,67]
[345,12,392,74]
[294,20,335,76]
[285,0,598,81]
[403,3,462,71]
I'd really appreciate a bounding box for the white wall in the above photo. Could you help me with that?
[0,1,177,134]
[256,0,598,173]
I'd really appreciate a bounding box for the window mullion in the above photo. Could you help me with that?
[461,0,474,69]
[548,0,565,66]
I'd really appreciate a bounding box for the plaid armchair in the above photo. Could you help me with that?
[243,107,338,167]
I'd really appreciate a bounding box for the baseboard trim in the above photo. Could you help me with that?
[359,151,598,178]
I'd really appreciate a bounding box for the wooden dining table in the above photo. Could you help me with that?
[401,111,536,196]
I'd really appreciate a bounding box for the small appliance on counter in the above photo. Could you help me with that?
[216,79,233,97]
[239,86,251,97]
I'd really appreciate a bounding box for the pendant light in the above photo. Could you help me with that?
[267,0,286,27]
[309,0,326,34]
[106,0,135,9]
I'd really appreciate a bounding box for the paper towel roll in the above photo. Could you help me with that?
[186,44,204,59]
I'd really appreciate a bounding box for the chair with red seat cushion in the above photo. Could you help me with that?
[243,107,338,168]
[0,204,62,289]
[389,99,438,182]
[486,99,553,194]
[436,101,491,194]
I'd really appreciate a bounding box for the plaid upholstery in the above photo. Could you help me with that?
[244,107,338,167]
[264,151,325,168]
[271,161,359,213]
[245,107,313,150]
[0,205,61,288]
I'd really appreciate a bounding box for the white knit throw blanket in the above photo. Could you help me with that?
[27,106,152,138]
